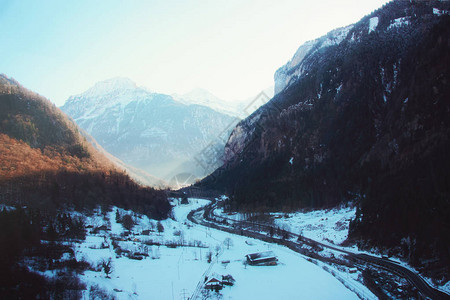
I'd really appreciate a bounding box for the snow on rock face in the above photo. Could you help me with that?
[388,17,411,30]
[173,88,238,117]
[62,77,152,120]
[83,77,137,98]
[173,87,274,119]
[274,24,353,94]
[433,8,449,16]
[61,78,236,180]
[368,17,379,33]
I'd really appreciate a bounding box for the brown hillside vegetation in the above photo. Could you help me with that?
[0,74,114,171]
[0,74,170,219]
[0,133,103,179]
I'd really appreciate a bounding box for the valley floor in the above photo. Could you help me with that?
[215,205,356,245]
[72,199,368,299]
[213,202,450,297]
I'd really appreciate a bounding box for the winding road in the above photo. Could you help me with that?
[187,199,450,300]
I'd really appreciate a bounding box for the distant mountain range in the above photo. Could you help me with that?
[61,78,243,184]
[173,86,274,119]
[199,0,450,278]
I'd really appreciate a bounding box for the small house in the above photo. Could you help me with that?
[246,251,278,266]
[204,276,222,290]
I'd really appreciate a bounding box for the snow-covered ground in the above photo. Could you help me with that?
[72,199,369,299]
[215,205,355,245]
[271,206,355,245]
[214,203,450,296]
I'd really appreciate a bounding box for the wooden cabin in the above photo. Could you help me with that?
[246,251,278,266]
[204,277,222,290]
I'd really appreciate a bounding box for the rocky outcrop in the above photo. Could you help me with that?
[274,24,353,94]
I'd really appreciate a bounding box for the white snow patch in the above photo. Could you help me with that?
[442,281,450,294]
[214,205,356,246]
[388,17,411,30]
[0,204,15,211]
[433,8,449,16]
[368,17,379,33]
[273,206,356,245]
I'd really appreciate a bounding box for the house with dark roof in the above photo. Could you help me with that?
[245,251,278,266]
[205,276,222,290]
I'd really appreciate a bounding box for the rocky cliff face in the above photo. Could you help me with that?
[274,24,353,95]
[62,78,237,182]
[223,1,450,174]
[201,1,450,277]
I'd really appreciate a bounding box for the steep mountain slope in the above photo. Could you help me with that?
[0,75,109,173]
[61,78,237,182]
[80,128,167,188]
[0,74,170,218]
[199,1,450,278]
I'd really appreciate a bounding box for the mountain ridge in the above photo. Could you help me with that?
[61,78,238,182]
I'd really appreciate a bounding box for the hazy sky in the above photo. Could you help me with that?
[0,0,389,106]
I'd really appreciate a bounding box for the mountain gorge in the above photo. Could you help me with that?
[199,1,450,278]
[62,78,238,183]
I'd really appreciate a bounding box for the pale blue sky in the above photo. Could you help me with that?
[0,0,389,106]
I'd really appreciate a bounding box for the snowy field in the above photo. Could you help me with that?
[271,206,356,245]
[214,204,450,296]
[215,205,355,245]
[73,199,365,299]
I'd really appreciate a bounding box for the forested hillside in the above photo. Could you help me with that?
[198,1,450,279]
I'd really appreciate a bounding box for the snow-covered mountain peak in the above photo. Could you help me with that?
[172,88,239,117]
[61,78,237,181]
[84,77,138,97]
[62,77,156,118]
[183,88,222,103]
[173,88,225,107]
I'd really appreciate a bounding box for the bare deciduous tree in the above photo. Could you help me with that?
[223,238,233,250]
[100,258,113,278]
